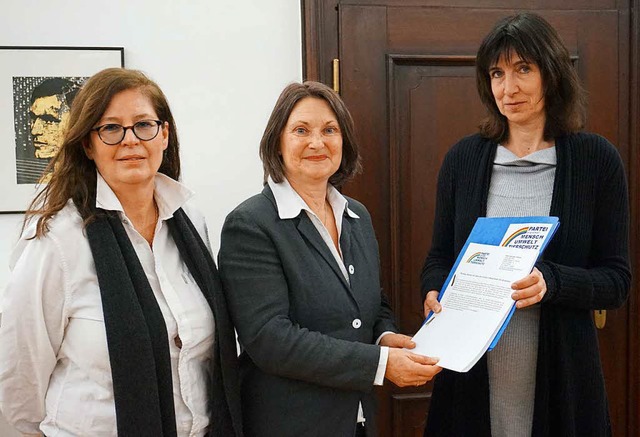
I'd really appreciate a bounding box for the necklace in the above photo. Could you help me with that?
[322,200,330,227]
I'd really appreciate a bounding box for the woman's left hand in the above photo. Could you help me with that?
[511,267,547,309]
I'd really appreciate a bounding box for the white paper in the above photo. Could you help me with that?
[412,242,539,372]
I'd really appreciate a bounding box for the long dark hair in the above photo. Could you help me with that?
[24,68,180,237]
[476,13,587,143]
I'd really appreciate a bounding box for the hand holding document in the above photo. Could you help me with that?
[412,217,559,373]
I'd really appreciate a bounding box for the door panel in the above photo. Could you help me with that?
[303,1,638,435]
[389,56,484,334]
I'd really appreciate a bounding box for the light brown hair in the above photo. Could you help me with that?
[24,68,180,237]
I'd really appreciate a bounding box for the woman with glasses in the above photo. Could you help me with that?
[0,68,243,437]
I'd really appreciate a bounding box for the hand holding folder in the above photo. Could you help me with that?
[412,217,559,373]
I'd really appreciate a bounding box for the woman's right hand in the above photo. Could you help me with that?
[384,348,441,387]
[423,290,441,318]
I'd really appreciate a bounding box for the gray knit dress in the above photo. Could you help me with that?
[485,145,557,437]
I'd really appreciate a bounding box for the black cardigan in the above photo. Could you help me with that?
[421,133,631,437]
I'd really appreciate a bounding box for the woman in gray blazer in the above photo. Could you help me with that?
[219,81,441,437]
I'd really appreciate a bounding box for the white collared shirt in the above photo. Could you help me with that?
[0,172,215,437]
[268,177,391,423]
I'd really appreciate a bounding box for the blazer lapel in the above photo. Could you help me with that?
[340,217,352,259]
[262,185,353,293]
[296,215,351,290]
[339,217,363,304]
[341,216,372,311]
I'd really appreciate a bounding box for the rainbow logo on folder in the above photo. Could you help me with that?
[465,252,489,265]
[501,227,529,247]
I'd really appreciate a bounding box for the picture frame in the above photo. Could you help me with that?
[0,46,124,213]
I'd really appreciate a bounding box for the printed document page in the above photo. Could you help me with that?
[411,242,539,372]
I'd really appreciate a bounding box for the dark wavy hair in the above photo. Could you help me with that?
[476,13,587,143]
[259,81,362,188]
[25,68,180,237]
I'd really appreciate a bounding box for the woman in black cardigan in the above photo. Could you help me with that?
[421,13,630,437]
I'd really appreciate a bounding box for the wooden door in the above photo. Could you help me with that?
[303,1,639,436]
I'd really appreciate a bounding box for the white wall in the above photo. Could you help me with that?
[0,1,302,434]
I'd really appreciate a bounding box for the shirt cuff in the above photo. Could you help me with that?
[374,346,389,386]
[375,331,395,345]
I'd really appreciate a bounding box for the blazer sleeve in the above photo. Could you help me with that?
[538,141,631,309]
[373,291,397,340]
[219,209,381,392]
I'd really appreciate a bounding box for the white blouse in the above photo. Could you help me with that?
[0,173,215,437]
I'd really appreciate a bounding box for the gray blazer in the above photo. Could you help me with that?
[219,186,397,437]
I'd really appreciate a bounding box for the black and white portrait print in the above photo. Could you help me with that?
[13,76,85,184]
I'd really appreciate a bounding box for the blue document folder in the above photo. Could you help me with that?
[427,216,560,350]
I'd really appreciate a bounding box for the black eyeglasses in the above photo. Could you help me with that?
[92,119,163,145]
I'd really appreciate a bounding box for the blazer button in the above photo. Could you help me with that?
[352,318,362,329]
[348,265,355,274]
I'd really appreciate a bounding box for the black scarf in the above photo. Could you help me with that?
[86,207,241,437]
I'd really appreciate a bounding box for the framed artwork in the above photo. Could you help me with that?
[0,46,124,213]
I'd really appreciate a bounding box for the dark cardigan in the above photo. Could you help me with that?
[421,133,631,437]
